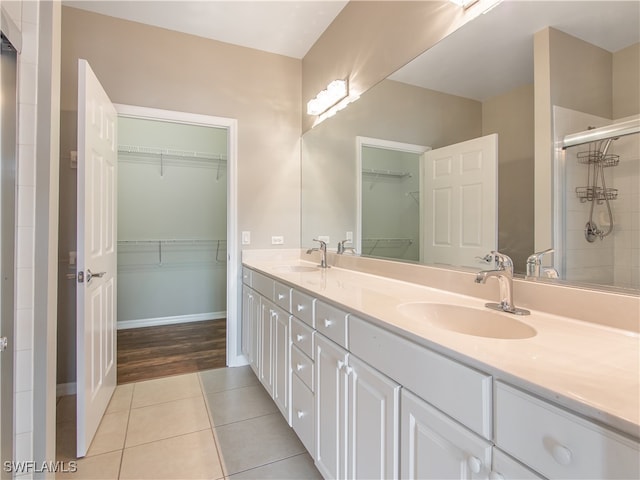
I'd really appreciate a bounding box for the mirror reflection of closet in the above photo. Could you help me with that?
[117,118,228,329]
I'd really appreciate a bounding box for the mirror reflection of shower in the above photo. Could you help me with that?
[576,133,619,243]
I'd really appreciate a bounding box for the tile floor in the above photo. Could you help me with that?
[56,366,322,479]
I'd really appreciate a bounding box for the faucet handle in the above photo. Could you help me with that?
[527,248,554,265]
[312,238,327,249]
[491,251,513,273]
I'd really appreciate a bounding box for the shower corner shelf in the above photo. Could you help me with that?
[575,186,618,203]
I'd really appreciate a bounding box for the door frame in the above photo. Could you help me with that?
[114,104,243,366]
[355,136,430,255]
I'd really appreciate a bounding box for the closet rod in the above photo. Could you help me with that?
[118,144,227,162]
[562,118,640,149]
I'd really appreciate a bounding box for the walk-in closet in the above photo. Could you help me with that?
[116,117,228,382]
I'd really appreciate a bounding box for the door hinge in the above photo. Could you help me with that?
[0,337,7,352]
[77,271,85,283]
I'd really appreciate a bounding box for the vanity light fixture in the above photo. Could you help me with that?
[307,79,348,116]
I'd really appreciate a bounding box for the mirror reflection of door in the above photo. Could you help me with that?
[421,134,498,268]
[357,137,429,262]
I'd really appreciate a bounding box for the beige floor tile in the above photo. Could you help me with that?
[56,395,76,424]
[119,430,224,480]
[87,410,129,457]
[55,450,122,480]
[131,373,202,408]
[214,413,306,475]
[229,453,321,479]
[106,384,134,414]
[125,396,211,447]
[204,385,277,427]
[199,366,259,394]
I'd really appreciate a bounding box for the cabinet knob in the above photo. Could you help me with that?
[467,456,482,474]
[297,410,305,419]
[296,363,304,371]
[489,472,505,480]
[324,318,333,328]
[551,444,572,465]
[345,366,353,375]
[337,360,345,370]
[296,334,304,342]
[278,293,285,300]
[297,304,304,312]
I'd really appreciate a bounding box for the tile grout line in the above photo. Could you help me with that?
[117,383,136,479]
[224,452,312,479]
[197,371,229,479]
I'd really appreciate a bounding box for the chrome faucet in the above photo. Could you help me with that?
[306,238,330,268]
[475,251,530,315]
[526,248,558,279]
[337,239,356,255]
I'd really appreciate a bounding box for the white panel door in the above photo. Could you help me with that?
[347,355,400,480]
[76,59,117,458]
[315,334,348,480]
[421,134,497,268]
[401,389,492,479]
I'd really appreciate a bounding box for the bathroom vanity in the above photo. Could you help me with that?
[241,251,639,480]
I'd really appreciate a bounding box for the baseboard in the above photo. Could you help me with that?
[117,311,225,330]
[57,382,76,397]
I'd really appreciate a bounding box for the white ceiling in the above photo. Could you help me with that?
[64,0,349,59]
[390,1,640,101]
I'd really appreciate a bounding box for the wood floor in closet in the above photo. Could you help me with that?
[117,318,226,384]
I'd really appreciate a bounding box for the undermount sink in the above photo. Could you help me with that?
[397,302,536,340]
[272,265,320,273]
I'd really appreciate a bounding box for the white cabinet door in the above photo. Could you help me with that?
[401,389,492,480]
[259,299,273,395]
[242,285,258,371]
[347,355,400,480]
[315,334,349,480]
[272,306,290,423]
[490,448,545,480]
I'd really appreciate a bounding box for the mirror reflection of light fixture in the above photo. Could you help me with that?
[307,79,348,116]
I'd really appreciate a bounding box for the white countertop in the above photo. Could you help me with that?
[243,256,640,439]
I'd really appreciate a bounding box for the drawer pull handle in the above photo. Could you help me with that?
[296,334,304,342]
[297,304,304,312]
[467,456,482,474]
[552,444,572,465]
[324,319,333,328]
[297,410,305,419]
[278,293,285,300]
[488,472,504,480]
[296,363,304,371]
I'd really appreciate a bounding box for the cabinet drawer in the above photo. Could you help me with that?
[291,289,315,327]
[315,300,348,348]
[274,281,292,313]
[349,315,492,439]
[492,448,544,479]
[242,267,252,286]
[291,316,315,359]
[291,345,314,391]
[495,382,640,479]
[251,271,274,299]
[291,373,315,455]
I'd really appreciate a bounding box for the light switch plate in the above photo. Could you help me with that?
[271,236,284,245]
[345,231,353,243]
[242,231,251,245]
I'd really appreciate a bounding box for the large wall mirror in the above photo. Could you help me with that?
[301,0,639,293]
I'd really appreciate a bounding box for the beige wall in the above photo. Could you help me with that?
[301,0,463,133]
[613,42,640,119]
[58,6,302,384]
[482,84,535,272]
